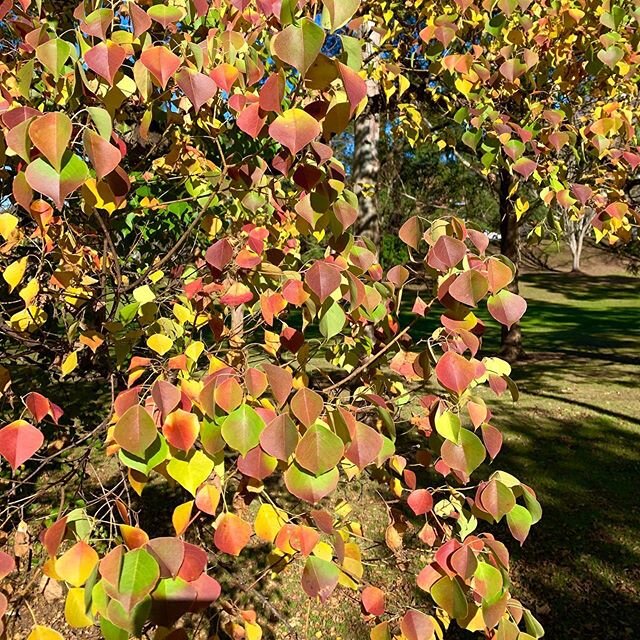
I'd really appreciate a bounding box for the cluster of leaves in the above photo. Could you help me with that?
[0,0,636,639]
[365,0,640,239]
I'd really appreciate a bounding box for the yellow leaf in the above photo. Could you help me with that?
[10,306,48,332]
[202,214,222,237]
[19,278,40,306]
[312,541,333,561]
[55,541,99,587]
[27,626,64,640]
[3,257,28,292]
[149,270,164,283]
[133,285,155,304]
[0,212,19,240]
[65,588,93,628]
[147,334,173,355]
[185,340,204,362]
[173,303,194,325]
[254,504,288,543]
[245,621,263,640]
[172,500,194,536]
[61,351,78,377]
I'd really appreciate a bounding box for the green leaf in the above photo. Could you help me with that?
[220,405,265,456]
[294,423,344,476]
[118,549,160,609]
[430,576,468,620]
[271,18,325,76]
[321,0,360,31]
[284,462,339,503]
[167,450,214,496]
[301,556,340,602]
[118,435,168,475]
[319,301,346,339]
[434,410,461,443]
[113,406,158,458]
[36,38,74,79]
[506,504,533,545]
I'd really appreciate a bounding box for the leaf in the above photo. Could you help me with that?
[337,62,367,116]
[284,462,339,503]
[29,112,72,171]
[431,576,468,620]
[65,587,93,627]
[400,609,435,640]
[172,500,194,536]
[254,504,287,543]
[214,513,252,556]
[28,626,64,640]
[407,489,434,516]
[0,420,44,470]
[25,154,90,210]
[506,504,533,545]
[221,405,265,456]
[290,388,323,428]
[435,351,477,394]
[344,422,383,470]
[305,261,341,302]
[140,46,181,89]
[319,301,346,339]
[427,235,467,271]
[271,18,325,75]
[434,410,461,443]
[361,585,385,616]
[478,479,515,521]
[167,450,214,496]
[195,484,220,515]
[441,429,486,476]
[60,351,78,377]
[163,409,199,452]
[262,363,293,407]
[449,270,489,307]
[210,63,240,93]
[269,108,321,155]
[147,333,174,356]
[295,423,344,476]
[113,405,158,457]
[85,41,126,86]
[3,257,28,292]
[55,541,99,587]
[321,0,360,31]
[487,290,527,329]
[399,216,422,250]
[151,380,181,421]
[36,39,73,78]
[119,548,160,608]
[214,377,243,414]
[83,129,121,179]
[260,414,299,460]
[176,68,217,111]
[147,4,185,28]
[301,556,340,602]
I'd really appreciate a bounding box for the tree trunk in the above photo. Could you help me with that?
[498,170,524,362]
[353,109,381,244]
[571,235,583,272]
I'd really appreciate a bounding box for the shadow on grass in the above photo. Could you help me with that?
[487,401,640,638]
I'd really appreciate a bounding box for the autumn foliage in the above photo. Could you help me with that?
[0,1,638,639]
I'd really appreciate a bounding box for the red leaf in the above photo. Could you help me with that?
[259,72,284,113]
[140,46,181,89]
[85,41,126,86]
[263,364,293,407]
[435,351,477,394]
[305,261,341,303]
[24,391,63,424]
[398,216,422,250]
[210,63,240,93]
[290,387,323,428]
[448,270,489,307]
[337,62,367,116]
[427,235,466,271]
[407,489,434,516]
[176,68,217,111]
[214,513,252,556]
[83,129,122,179]
[237,102,267,138]
[0,420,44,470]
[400,609,435,640]
[361,585,385,616]
[487,290,527,329]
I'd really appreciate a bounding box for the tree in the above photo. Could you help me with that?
[0,1,637,640]
[361,0,640,357]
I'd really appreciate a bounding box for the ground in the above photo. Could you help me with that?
[3,246,639,639]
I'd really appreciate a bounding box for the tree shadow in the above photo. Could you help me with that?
[486,403,640,637]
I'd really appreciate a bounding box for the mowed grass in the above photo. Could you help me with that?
[257,265,640,638]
